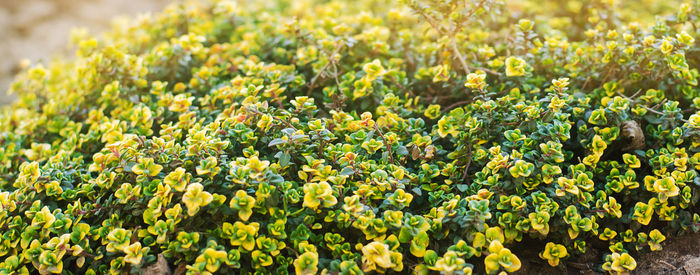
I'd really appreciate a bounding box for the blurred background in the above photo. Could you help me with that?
[0,0,171,106]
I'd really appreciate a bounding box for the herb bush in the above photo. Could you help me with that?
[1,0,700,274]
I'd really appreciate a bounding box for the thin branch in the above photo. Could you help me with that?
[629,88,643,99]
[460,141,473,182]
[650,98,668,110]
[413,7,468,75]
[373,124,395,165]
[412,1,499,76]
[453,0,489,75]
[248,107,298,130]
[474,66,501,76]
[466,0,489,19]
[451,39,471,74]
[331,60,343,92]
[442,100,471,114]
[616,91,688,123]
[413,8,447,34]
[307,44,344,96]
[581,77,591,91]
[658,260,678,271]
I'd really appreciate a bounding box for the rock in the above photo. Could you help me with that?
[683,257,700,275]
[621,120,645,151]
[143,253,171,275]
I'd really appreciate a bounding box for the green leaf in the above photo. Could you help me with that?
[456,184,469,192]
[268,138,286,147]
[279,152,291,167]
[339,167,355,176]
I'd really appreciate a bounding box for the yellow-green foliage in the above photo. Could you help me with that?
[1,0,700,274]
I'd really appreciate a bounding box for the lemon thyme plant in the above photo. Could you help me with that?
[1,0,700,274]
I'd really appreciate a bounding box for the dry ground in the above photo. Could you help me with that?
[0,0,172,105]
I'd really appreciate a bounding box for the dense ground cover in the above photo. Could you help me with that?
[0,0,699,274]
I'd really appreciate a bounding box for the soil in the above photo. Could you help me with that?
[634,232,700,275]
[0,0,171,105]
[512,232,700,275]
